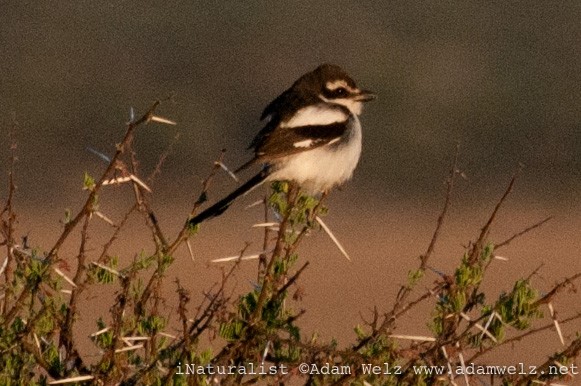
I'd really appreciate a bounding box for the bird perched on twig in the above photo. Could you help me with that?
[188,64,375,226]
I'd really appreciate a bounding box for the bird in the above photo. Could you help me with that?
[187,64,375,227]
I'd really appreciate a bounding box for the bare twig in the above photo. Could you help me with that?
[496,216,553,249]
[467,312,581,363]
[533,272,581,307]
[59,214,91,370]
[1,128,17,315]
[382,146,460,334]
[468,165,523,264]
[48,101,161,263]
[168,149,227,254]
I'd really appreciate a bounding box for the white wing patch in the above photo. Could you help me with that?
[293,137,340,149]
[280,105,348,129]
[293,139,314,148]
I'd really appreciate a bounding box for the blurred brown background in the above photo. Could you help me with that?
[1,1,580,367]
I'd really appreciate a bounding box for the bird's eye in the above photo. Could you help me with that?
[325,87,347,99]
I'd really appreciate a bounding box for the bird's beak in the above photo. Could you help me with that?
[355,89,376,102]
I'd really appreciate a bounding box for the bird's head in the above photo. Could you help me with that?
[297,64,376,115]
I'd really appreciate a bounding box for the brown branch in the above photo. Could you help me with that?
[128,146,168,249]
[147,132,180,183]
[260,195,270,278]
[533,271,581,307]
[371,145,460,340]
[168,149,227,255]
[123,255,238,385]
[468,312,581,364]
[419,145,460,269]
[468,165,522,264]
[94,203,138,266]
[21,338,63,380]
[2,101,161,327]
[1,129,17,315]
[273,261,310,300]
[46,101,161,264]
[250,184,299,323]
[59,214,91,372]
[100,270,134,383]
[514,334,581,385]
[285,190,328,258]
[496,216,553,250]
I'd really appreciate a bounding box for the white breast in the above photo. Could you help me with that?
[280,104,349,129]
[267,115,362,193]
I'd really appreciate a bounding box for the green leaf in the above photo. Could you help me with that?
[83,172,96,190]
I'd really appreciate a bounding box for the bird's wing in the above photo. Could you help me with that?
[256,122,348,160]
[235,120,348,173]
[256,103,350,157]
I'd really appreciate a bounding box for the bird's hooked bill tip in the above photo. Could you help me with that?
[356,90,377,102]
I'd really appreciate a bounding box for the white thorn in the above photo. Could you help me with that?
[102,176,132,186]
[94,211,115,226]
[129,107,136,123]
[211,252,264,263]
[49,376,95,385]
[0,258,8,276]
[115,344,144,353]
[245,199,264,209]
[480,312,496,341]
[215,161,240,182]
[388,334,436,342]
[186,239,195,262]
[129,174,152,193]
[316,216,351,261]
[158,332,177,339]
[53,268,77,288]
[149,115,177,125]
[90,262,121,277]
[90,327,111,337]
[548,302,565,346]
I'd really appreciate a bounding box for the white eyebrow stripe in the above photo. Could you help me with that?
[326,80,349,91]
[280,105,348,129]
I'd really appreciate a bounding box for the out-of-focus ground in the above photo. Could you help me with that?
[1,0,581,373]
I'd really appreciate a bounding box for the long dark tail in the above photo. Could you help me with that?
[187,169,268,227]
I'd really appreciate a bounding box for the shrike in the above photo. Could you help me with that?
[188,64,374,226]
